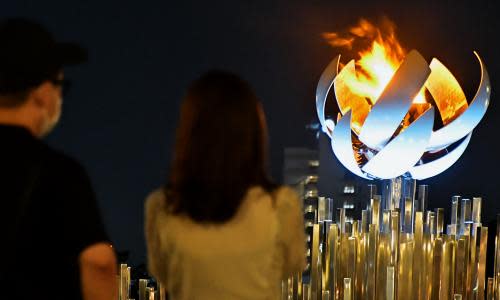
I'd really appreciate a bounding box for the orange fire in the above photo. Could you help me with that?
[324,19,427,106]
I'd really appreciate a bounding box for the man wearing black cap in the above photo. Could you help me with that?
[0,19,117,299]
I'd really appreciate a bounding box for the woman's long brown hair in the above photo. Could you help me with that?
[166,70,275,223]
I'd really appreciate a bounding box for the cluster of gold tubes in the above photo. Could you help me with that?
[118,263,165,300]
[283,180,500,300]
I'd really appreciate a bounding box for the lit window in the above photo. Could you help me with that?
[343,185,355,194]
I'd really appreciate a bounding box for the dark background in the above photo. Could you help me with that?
[2,0,500,265]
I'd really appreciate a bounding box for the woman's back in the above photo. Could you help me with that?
[145,186,305,300]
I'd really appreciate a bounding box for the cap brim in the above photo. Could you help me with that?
[54,42,88,66]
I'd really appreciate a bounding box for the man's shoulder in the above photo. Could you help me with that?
[41,146,89,180]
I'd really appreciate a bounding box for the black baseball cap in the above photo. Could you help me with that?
[0,18,88,94]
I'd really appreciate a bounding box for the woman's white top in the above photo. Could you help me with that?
[144,186,306,300]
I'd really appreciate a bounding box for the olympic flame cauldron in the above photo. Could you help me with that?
[316,21,491,180]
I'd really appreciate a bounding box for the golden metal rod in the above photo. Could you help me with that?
[451,196,461,225]
[139,279,148,300]
[343,278,352,300]
[431,237,443,299]
[389,211,400,267]
[464,223,472,236]
[472,197,482,225]
[119,264,128,300]
[436,208,445,236]
[339,208,346,234]
[345,222,352,237]
[440,235,456,300]
[296,272,303,300]
[361,210,368,234]
[386,266,395,300]
[352,220,359,238]
[397,234,414,300]
[322,224,330,298]
[126,267,131,300]
[368,184,377,199]
[347,236,357,298]
[288,276,294,300]
[376,232,390,300]
[423,231,434,300]
[303,283,310,300]
[355,232,367,299]
[282,280,288,300]
[428,211,436,235]
[146,287,155,300]
[448,224,458,236]
[311,224,320,299]
[417,184,429,212]
[322,290,330,300]
[382,210,390,233]
[494,214,500,300]
[467,224,479,299]
[461,199,471,235]
[329,224,339,299]
[337,234,350,300]
[404,197,413,233]
[455,236,468,297]
[371,198,380,229]
[366,224,378,300]
[413,211,424,300]
[321,221,330,294]
[159,283,166,300]
[477,226,488,300]
[487,277,494,300]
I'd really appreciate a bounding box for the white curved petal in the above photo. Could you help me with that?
[410,133,472,180]
[362,107,435,179]
[324,119,335,134]
[427,52,491,151]
[331,110,372,180]
[316,55,340,136]
[359,50,431,150]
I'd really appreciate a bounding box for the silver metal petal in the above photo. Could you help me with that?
[410,133,472,180]
[426,52,491,151]
[331,110,372,180]
[361,107,435,179]
[316,55,340,136]
[358,50,431,150]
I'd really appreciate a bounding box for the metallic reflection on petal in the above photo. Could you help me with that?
[362,107,435,179]
[425,58,468,125]
[427,52,491,151]
[331,110,372,180]
[316,55,340,136]
[410,133,472,180]
[359,50,431,150]
[334,60,371,135]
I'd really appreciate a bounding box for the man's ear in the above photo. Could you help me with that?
[30,81,53,109]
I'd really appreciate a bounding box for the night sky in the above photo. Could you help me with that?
[3,0,500,264]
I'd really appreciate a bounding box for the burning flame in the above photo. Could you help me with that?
[324,19,427,105]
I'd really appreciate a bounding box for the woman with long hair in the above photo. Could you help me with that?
[145,71,305,299]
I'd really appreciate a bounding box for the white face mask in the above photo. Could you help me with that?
[40,96,62,137]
